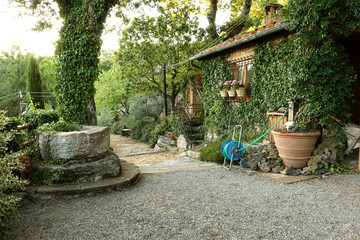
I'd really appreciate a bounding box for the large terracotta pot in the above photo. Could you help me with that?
[272,130,321,168]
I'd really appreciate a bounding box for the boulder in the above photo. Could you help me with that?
[177,135,187,149]
[155,135,170,149]
[39,126,110,162]
[49,153,121,182]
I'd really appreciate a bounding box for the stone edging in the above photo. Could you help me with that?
[24,160,139,199]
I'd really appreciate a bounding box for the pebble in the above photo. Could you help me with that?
[7,169,360,239]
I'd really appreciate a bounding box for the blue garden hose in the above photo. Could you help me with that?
[236,109,287,152]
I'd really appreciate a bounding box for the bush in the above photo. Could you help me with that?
[110,120,125,135]
[0,111,26,235]
[128,94,164,144]
[20,109,59,128]
[199,141,224,164]
[149,120,171,148]
[97,107,115,127]
[36,120,79,133]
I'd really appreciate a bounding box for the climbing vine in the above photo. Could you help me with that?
[202,0,359,138]
[56,0,117,125]
[202,57,268,141]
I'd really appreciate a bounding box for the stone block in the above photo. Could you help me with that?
[39,126,110,162]
[49,153,121,182]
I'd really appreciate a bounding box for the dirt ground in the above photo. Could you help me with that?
[110,134,181,166]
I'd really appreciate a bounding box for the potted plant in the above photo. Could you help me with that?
[272,128,321,168]
[216,81,228,97]
[271,102,322,169]
[234,81,246,97]
[224,80,236,97]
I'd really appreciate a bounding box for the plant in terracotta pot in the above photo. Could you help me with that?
[224,80,236,97]
[265,0,359,169]
[216,81,228,97]
[233,81,245,97]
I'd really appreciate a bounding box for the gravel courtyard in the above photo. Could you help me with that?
[7,168,360,239]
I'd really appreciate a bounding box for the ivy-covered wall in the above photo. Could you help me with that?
[201,0,360,140]
[202,56,268,142]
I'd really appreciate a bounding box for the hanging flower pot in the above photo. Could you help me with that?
[272,130,321,168]
[219,89,228,97]
[236,87,246,97]
[227,88,236,97]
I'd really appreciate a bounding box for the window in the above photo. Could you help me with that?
[229,59,253,96]
[246,64,253,96]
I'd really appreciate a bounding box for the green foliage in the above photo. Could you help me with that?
[51,1,119,125]
[202,57,266,140]
[202,0,359,140]
[26,55,44,109]
[281,0,358,130]
[0,46,29,116]
[30,164,63,186]
[128,94,164,144]
[19,109,59,128]
[149,120,171,148]
[117,1,205,109]
[110,120,125,135]
[199,141,224,164]
[36,120,79,134]
[0,111,26,235]
[97,107,115,128]
[95,63,131,117]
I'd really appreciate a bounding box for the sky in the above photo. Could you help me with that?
[0,1,227,57]
[0,1,123,56]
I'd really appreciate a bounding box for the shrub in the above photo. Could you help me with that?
[149,120,171,148]
[20,109,59,128]
[128,94,164,143]
[97,107,115,127]
[36,120,79,134]
[199,141,224,164]
[0,111,26,235]
[110,120,125,135]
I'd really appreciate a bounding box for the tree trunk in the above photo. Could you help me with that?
[207,0,219,40]
[228,0,252,38]
[56,1,115,125]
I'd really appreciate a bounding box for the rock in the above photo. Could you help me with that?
[156,135,170,149]
[187,150,200,159]
[301,166,315,175]
[258,162,271,172]
[307,156,320,170]
[246,154,264,170]
[177,135,187,149]
[39,126,110,162]
[245,143,267,154]
[272,165,284,173]
[49,153,121,182]
[281,167,301,176]
[315,168,329,175]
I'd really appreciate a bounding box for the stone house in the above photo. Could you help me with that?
[189,3,360,140]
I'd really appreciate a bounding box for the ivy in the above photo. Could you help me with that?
[55,0,117,125]
[202,57,268,141]
[202,0,359,139]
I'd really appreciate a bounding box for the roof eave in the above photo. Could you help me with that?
[189,23,289,61]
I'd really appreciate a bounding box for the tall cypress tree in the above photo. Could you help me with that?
[26,55,44,109]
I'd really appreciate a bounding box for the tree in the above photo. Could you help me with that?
[0,46,29,116]
[26,55,44,109]
[9,0,131,124]
[95,62,132,116]
[116,1,205,109]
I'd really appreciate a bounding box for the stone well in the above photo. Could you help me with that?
[38,126,121,182]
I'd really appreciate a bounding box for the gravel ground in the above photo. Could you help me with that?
[6,168,360,240]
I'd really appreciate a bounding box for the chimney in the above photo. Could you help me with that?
[264,3,284,25]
